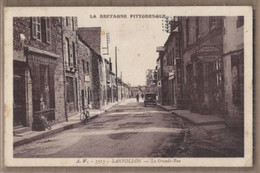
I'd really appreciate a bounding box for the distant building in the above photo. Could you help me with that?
[163,31,182,108]
[145,69,157,86]
[105,58,112,104]
[156,46,165,104]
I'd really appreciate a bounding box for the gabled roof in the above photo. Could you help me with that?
[77,32,103,62]
[77,27,101,55]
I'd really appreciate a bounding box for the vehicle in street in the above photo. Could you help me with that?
[144,93,157,107]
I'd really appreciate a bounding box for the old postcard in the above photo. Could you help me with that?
[4,6,253,167]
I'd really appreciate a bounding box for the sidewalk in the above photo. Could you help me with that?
[157,104,226,130]
[157,104,244,157]
[14,101,120,147]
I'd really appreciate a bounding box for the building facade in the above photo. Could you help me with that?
[163,32,183,108]
[77,37,93,110]
[62,17,79,118]
[156,46,165,104]
[78,27,105,109]
[13,17,65,130]
[181,17,224,114]
[222,16,244,127]
[158,16,244,127]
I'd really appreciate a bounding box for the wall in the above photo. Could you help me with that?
[13,17,66,123]
[223,16,244,127]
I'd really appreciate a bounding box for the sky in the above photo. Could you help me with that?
[78,13,169,86]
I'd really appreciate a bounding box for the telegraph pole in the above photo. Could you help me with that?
[115,47,118,101]
[121,71,123,100]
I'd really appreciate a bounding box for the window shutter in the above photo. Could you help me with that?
[46,17,51,44]
[31,17,37,39]
[82,60,85,73]
[41,18,46,43]
[36,17,41,40]
[72,42,76,67]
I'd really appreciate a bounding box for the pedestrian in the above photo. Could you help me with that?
[136,94,139,102]
[141,93,144,100]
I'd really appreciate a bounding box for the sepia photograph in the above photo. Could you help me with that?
[4,6,253,167]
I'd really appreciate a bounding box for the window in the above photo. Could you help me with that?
[72,42,76,67]
[82,60,85,73]
[40,65,50,110]
[172,49,175,65]
[237,16,244,28]
[72,17,75,31]
[32,17,51,43]
[65,38,70,66]
[209,17,216,30]
[66,77,75,103]
[196,17,200,40]
[86,61,90,74]
[32,17,41,40]
[167,53,172,66]
[45,17,51,44]
[215,59,223,87]
[66,17,69,26]
[209,17,222,30]
[231,52,244,109]
[186,18,190,46]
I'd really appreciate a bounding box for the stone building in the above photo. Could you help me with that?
[110,71,117,102]
[163,31,183,108]
[77,27,104,109]
[104,58,111,104]
[13,17,65,131]
[61,17,79,118]
[180,17,224,114]
[77,36,92,110]
[156,46,165,104]
[157,46,171,105]
[104,58,116,103]
[159,16,244,127]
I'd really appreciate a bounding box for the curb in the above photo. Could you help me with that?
[157,104,226,126]
[14,102,119,147]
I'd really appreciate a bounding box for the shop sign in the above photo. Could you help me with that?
[197,46,221,62]
[168,70,175,80]
[85,75,90,82]
[156,46,165,52]
[163,66,173,77]
[163,66,173,73]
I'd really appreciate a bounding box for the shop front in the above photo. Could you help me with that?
[188,45,224,115]
[27,49,58,122]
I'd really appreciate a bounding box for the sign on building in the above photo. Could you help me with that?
[197,46,221,62]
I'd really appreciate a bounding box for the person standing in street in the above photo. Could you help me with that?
[141,93,144,100]
[136,94,139,102]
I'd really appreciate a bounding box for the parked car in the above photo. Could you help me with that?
[144,93,157,107]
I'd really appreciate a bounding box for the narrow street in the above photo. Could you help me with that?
[14,99,186,158]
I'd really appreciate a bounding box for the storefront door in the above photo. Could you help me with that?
[13,67,26,127]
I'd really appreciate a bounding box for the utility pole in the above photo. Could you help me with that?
[115,46,118,101]
[121,71,123,100]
